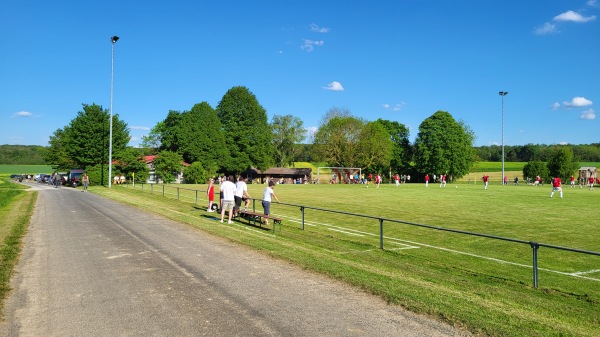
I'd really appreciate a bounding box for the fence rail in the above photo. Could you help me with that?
[125,182,600,288]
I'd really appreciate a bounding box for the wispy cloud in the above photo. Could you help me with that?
[323,81,344,91]
[535,9,596,35]
[588,0,599,8]
[14,111,32,117]
[534,22,557,35]
[129,125,151,131]
[580,109,596,120]
[551,102,561,110]
[301,39,324,52]
[383,102,406,111]
[309,23,330,33]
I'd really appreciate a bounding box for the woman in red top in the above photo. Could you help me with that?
[207,178,215,212]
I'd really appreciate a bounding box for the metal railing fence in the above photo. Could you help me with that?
[125,183,600,288]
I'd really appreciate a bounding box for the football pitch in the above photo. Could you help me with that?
[95,181,600,336]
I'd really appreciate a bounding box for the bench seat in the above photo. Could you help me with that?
[236,210,283,232]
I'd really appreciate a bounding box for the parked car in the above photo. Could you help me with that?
[68,169,85,187]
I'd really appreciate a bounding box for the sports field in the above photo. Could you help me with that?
[90,180,600,336]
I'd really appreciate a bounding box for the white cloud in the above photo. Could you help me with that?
[534,22,557,35]
[588,0,599,8]
[563,96,593,107]
[580,109,596,119]
[129,125,151,131]
[323,81,344,91]
[309,24,330,33]
[301,39,324,52]
[14,111,32,117]
[551,102,561,110]
[559,141,569,145]
[553,10,596,23]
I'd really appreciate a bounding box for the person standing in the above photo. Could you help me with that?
[425,174,429,187]
[440,174,446,188]
[375,174,381,188]
[589,176,595,190]
[550,176,563,198]
[234,175,251,214]
[262,180,280,227]
[82,173,89,192]
[482,174,489,190]
[206,178,215,212]
[394,174,400,187]
[219,176,236,224]
[570,175,575,188]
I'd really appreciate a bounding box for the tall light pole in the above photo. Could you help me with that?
[108,36,119,188]
[499,91,508,185]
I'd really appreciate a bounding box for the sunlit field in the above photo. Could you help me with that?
[102,180,600,336]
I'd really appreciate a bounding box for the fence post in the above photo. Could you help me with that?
[195,190,198,205]
[379,218,384,249]
[301,206,305,230]
[530,241,540,288]
[162,185,165,197]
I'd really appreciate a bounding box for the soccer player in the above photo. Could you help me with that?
[482,174,489,190]
[550,177,563,198]
[570,175,575,188]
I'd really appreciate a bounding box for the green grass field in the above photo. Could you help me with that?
[87,180,600,337]
[0,165,53,175]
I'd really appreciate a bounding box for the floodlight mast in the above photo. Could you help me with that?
[499,91,508,186]
[108,36,119,188]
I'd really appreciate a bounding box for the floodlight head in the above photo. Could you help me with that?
[111,36,119,43]
[499,91,508,96]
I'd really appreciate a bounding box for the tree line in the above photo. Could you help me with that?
[474,143,600,163]
[11,85,595,185]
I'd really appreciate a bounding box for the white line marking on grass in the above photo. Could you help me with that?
[570,269,600,276]
[328,228,365,236]
[276,214,600,282]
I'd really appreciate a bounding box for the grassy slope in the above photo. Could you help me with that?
[92,181,600,337]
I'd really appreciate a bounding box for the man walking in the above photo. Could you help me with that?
[220,176,236,224]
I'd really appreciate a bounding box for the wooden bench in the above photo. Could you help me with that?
[236,210,283,232]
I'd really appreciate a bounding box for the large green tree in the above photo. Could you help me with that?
[177,102,228,166]
[216,86,273,172]
[523,160,549,182]
[375,119,412,172]
[271,114,305,167]
[547,146,579,181]
[45,103,130,171]
[313,114,363,167]
[414,110,475,178]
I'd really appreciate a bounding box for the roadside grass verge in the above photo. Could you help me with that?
[0,176,36,316]
[91,182,600,337]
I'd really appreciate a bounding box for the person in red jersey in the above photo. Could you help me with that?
[550,177,563,198]
[482,174,489,190]
[425,174,430,187]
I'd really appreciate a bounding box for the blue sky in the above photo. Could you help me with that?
[2,1,598,148]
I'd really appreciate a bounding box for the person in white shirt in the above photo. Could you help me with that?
[234,176,251,214]
[219,176,237,224]
[262,181,280,226]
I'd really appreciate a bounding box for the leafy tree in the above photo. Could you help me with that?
[313,114,364,167]
[45,128,76,170]
[44,103,129,177]
[140,121,165,153]
[153,150,184,183]
[414,110,475,178]
[216,86,273,172]
[546,146,579,181]
[159,110,183,153]
[355,121,393,172]
[523,160,549,182]
[177,102,228,166]
[375,119,412,172]
[0,145,47,165]
[271,114,305,167]
[184,162,214,184]
[114,148,150,183]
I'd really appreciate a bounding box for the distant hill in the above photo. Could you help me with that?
[0,145,47,165]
